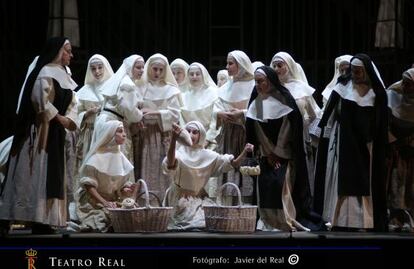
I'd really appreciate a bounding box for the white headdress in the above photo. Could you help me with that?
[81,120,133,176]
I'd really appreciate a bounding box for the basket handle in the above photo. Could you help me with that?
[161,187,171,207]
[136,190,162,207]
[217,182,242,207]
[136,179,151,208]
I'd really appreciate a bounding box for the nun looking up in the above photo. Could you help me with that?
[0,37,78,234]
[246,66,321,231]
[163,121,253,231]
[212,50,255,205]
[133,53,182,201]
[314,54,388,232]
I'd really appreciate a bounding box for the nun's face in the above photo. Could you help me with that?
[115,126,126,145]
[132,60,145,80]
[339,62,350,76]
[188,66,203,87]
[149,62,165,81]
[217,74,228,87]
[226,56,239,76]
[402,76,414,95]
[254,72,271,96]
[172,67,186,84]
[272,60,288,79]
[90,61,104,81]
[61,42,73,66]
[351,65,367,85]
[186,126,200,146]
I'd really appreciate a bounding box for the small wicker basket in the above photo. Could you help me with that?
[203,182,257,233]
[108,179,173,233]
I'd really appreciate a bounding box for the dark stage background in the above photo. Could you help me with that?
[1,0,413,141]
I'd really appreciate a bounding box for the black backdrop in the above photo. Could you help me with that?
[1,0,413,141]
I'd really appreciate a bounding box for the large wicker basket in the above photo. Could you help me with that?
[203,182,257,233]
[108,179,173,233]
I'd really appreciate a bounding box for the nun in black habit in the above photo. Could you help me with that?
[313,53,388,232]
[0,37,78,234]
[246,66,323,231]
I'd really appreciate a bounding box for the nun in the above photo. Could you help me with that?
[386,68,414,232]
[314,54,388,232]
[212,50,255,205]
[246,66,321,231]
[0,37,78,234]
[133,53,182,201]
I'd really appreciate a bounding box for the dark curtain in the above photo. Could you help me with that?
[1,0,413,141]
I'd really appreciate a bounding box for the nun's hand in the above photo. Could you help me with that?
[244,143,254,153]
[268,153,283,170]
[217,111,232,122]
[229,109,244,121]
[171,123,182,140]
[103,201,118,209]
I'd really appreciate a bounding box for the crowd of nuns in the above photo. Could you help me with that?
[0,37,413,234]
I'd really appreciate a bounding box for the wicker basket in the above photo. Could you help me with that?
[203,182,257,233]
[108,179,173,233]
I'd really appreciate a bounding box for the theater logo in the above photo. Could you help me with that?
[25,248,37,269]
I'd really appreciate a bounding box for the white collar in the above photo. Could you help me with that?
[334,81,375,107]
[283,79,315,99]
[38,64,78,90]
[246,95,292,122]
[217,79,254,103]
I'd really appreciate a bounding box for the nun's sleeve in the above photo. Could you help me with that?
[119,83,143,124]
[211,153,234,176]
[79,165,99,189]
[274,117,292,159]
[65,92,79,129]
[31,77,58,122]
[161,156,179,177]
[210,98,226,130]
[158,93,181,132]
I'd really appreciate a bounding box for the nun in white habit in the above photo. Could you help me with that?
[181,62,218,148]
[162,121,253,230]
[216,69,229,87]
[131,55,146,98]
[171,58,190,93]
[98,54,144,125]
[96,54,144,181]
[322,55,352,108]
[211,50,255,204]
[133,53,182,201]
[271,52,321,196]
[75,54,114,181]
[75,120,135,232]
